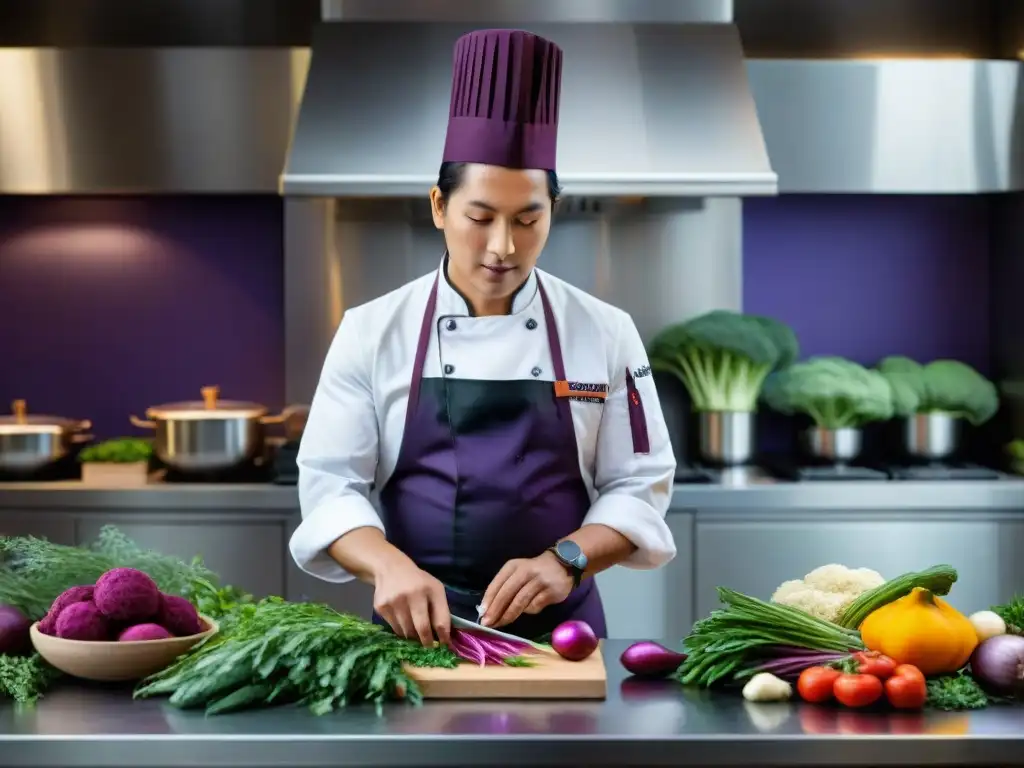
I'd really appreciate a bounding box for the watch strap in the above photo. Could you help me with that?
[547,545,584,588]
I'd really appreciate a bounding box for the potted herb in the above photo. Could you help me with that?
[78,438,153,486]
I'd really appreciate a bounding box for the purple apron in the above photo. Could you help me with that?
[375,271,607,640]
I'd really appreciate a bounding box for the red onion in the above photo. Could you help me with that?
[550,620,599,661]
[969,634,1024,697]
[449,628,533,666]
[0,604,32,656]
[620,641,686,678]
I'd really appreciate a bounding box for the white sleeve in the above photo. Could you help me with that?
[582,312,677,569]
[288,309,385,583]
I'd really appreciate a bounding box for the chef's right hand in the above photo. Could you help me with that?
[373,557,451,647]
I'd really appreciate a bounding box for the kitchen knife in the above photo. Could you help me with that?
[450,614,552,653]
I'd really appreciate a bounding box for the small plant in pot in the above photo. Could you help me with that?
[876,356,999,461]
[761,356,894,465]
[78,438,153,486]
[647,310,799,466]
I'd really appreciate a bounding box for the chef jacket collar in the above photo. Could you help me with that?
[438,253,539,317]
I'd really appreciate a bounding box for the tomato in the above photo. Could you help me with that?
[833,673,884,708]
[892,663,926,684]
[853,651,896,680]
[885,672,927,710]
[797,666,841,703]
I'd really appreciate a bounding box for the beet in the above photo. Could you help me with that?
[40,585,95,635]
[118,623,174,642]
[0,604,32,655]
[157,594,202,636]
[55,601,110,641]
[93,567,160,623]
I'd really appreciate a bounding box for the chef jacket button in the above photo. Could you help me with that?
[445,319,457,331]
[531,366,542,377]
[526,318,538,330]
[444,364,455,375]
[515,454,524,463]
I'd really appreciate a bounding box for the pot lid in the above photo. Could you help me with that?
[0,399,87,435]
[146,387,268,420]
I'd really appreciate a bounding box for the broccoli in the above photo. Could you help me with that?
[761,356,894,429]
[647,310,799,412]
[876,356,999,426]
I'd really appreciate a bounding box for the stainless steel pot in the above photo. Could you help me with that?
[802,426,863,464]
[130,386,300,472]
[904,413,960,461]
[0,399,92,472]
[698,411,754,466]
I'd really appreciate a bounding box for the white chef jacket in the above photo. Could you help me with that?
[289,259,678,583]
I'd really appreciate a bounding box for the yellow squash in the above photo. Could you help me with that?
[859,587,978,676]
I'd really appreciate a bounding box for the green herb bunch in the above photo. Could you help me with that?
[676,587,865,687]
[0,526,218,620]
[135,598,458,715]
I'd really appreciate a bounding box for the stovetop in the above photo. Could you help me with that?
[0,441,300,485]
[676,460,1006,483]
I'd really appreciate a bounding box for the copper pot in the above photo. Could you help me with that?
[0,399,92,472]
[129,386,301,472]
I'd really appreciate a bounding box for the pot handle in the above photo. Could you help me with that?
[72,433,95,444]
[76,419,93,431]
[130,415,156,429]
[260,404,307,426]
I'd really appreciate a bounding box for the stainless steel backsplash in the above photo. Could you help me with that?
[283,198,742,411]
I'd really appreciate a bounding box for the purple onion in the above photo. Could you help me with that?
[0,604,32,656]
[970,635,1024,697]
[620,641,686,678]
[551,620,599,662]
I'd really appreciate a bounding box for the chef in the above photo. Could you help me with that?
[289,29,677,647]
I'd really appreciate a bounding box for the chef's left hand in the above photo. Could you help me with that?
[480,552,574,628]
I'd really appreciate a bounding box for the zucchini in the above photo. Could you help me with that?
[838,564,958,629]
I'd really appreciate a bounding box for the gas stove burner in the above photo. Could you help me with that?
[674,466,716,484]
[791,464,890,482]
[889,463,1001,481]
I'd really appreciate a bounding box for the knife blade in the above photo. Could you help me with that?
[450,614,552,653]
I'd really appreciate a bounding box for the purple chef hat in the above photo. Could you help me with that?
[442,29,563,171]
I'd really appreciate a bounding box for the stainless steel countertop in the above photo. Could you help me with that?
[0,640,1019,767]
[1,478,1022,512]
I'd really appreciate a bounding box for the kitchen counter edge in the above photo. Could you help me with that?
[0,479,1022,511]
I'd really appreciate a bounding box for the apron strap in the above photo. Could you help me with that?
[405,274,440,433]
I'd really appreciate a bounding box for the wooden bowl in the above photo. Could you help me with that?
[30,614,218,682]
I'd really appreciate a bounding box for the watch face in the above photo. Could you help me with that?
[556,539,582,563]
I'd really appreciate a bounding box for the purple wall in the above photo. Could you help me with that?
[0,195,285,439]
[743,195,992,373]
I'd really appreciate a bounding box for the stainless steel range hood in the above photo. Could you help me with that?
[281,22,777,198]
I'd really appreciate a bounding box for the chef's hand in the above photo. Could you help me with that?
[480,552,574,629]
[373,557,451,648]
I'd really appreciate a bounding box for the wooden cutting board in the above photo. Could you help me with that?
[405,643,607,699]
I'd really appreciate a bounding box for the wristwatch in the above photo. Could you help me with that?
[547,539,588,589]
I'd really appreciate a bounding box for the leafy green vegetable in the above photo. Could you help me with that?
[78,437,153,464]
[135,598,458,715]
[0,526,217,620]
[676,587,864,688]
[877,356,999,426]
[761,356,894,429]
[991,595,1024,634]
[926,672,992,710]
[0,653,60,704]
[648,310,799,412]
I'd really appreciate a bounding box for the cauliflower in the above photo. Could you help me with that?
[771,564,885,624]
